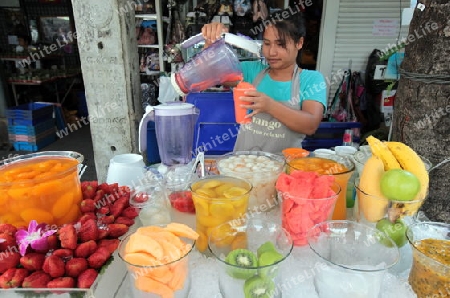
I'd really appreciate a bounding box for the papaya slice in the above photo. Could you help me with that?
[134,275,174,297]
[164,222,199,240]
[124,252,159,266]
[125,234,164,259]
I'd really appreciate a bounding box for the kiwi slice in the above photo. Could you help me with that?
[258,251,284,278]
[225,249,258,279]
[244,275,275,298]
[257,241,277,258]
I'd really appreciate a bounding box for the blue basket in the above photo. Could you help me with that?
[7,119,55,136]
[12,133,56,152]
[302,122,362,151]
[7,103,54,126]
[187,91,239,156]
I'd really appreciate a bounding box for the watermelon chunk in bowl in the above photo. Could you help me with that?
[277,171,341,246]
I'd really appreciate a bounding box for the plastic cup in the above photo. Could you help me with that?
[278,182,341,246]
[208,218,293,298]
[190,175,252,253]
[165,165,195,214]
[287,155,354,220]
[307,220,400,298]
[118,229,194,298]
[232,82,255,124]
[406,222,450,298]
[281,147,310,159]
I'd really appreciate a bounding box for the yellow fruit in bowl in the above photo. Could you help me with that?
[223,187,249,198]
[357,155,389,222]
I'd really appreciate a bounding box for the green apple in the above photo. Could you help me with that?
[380,169,421,201]
[376,218,408,247]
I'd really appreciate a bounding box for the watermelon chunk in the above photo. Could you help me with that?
[288,182,313,202]
[279,170,339,246]
[276,173,295,193]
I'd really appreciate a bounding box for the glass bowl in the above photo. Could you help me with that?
[208,218,293,298]
[307,220,399,298]
[190,175,252,253]
[118,225,195,298]
[216,151,285,212]
[0,151,84,227]
[406,221,450,298]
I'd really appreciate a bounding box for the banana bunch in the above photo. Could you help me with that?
[366,136,429,201]
[366,136,401,170]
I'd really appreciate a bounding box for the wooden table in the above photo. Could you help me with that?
[7,72,80,106]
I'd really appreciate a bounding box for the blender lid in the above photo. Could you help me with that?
[153,102,196,116]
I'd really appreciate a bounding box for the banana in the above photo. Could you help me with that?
[366,136,402,171]
[358,155,388,222]
[386,142,429,201]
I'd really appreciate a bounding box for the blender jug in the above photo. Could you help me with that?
[139,103,199,166]
[171,33,261,96]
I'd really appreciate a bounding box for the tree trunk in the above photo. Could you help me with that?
[391,0,450,223]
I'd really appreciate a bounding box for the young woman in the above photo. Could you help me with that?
[201,12,326,153]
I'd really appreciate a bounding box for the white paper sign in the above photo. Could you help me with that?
[373,19,399,36]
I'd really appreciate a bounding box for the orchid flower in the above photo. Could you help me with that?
[15,220,57,256]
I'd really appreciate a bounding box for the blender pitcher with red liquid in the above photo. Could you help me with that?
[171,33,261,96]
[139,102,199,166]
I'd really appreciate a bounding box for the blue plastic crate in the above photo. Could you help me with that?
[302,122,362,151]
[9,127,56,143]
[187,91,239,155]
[12,133,56,152]
[7,119,55,136]
[7,103,54,126]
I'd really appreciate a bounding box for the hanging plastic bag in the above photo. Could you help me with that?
[158,76,180,103]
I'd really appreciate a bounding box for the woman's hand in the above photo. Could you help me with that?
[201,23,228,48]
[238,90,275,118]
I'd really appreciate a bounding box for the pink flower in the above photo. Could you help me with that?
[15,220,57,256]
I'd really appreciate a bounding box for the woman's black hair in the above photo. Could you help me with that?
[263,8,306,65]
[264,8,306,48]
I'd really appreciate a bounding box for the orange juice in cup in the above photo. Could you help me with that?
[232,82,255,124]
